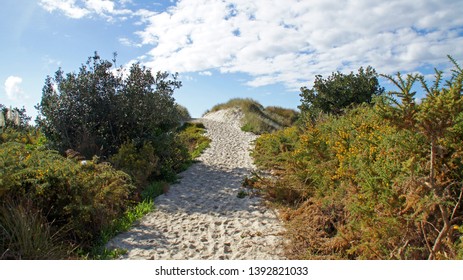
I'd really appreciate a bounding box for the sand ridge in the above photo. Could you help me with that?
[106,108,285,260]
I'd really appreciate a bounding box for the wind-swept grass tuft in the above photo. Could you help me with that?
[0,202,72,260]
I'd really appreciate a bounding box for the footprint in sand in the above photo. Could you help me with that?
[106,108,285,260]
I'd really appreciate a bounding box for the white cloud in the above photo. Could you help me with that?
[39,0,463,90]
[39,0,89,19]
[118,37,142,47]
[199,71,212,76]
[179,74,195,82]
[4,76,25,101]
[130,0,463,89]
[85,0,115,15]
[39,0,132,20]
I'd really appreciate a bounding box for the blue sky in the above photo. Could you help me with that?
[1,0,463,119]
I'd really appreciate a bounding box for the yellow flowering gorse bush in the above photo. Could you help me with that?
[252,59,463,259]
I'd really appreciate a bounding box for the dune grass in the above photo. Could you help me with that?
[0,202,72,260]
[206,98,299,134]
[178,122,211,160]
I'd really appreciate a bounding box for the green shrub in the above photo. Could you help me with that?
[175,104,192,122]
[0,141,135,251]
[252,126,299,171]
[299,66,383,117]
[178,122,211,160]
[251,58,463,259]
[36,53,182,159]
[151,133,191,181]
[0,130,191,259]
[110,141,159,191]
[109,132,191,194]
[0,127,42,146]
[240,122,254,133]
[254,105,423,259]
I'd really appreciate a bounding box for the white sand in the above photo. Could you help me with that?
[106,108,286,260]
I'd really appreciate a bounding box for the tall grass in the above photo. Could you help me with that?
[0,202,71,259]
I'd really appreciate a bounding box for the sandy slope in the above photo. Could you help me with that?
[106,108,285,260]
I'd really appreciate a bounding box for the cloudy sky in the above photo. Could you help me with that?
[1,0,462,118]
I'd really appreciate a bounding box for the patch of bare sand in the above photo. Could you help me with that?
[106,108,285,259]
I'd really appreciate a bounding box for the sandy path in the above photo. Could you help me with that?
[106,109,285,260]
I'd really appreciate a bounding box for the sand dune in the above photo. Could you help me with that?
[106,108,285,260]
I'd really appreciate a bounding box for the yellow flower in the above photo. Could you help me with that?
[453,225,460,230]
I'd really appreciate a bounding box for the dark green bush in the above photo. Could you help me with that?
[151,133,191,181]
[175,104,192,122]
[299,66,384,118]
[36,53,182,159]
